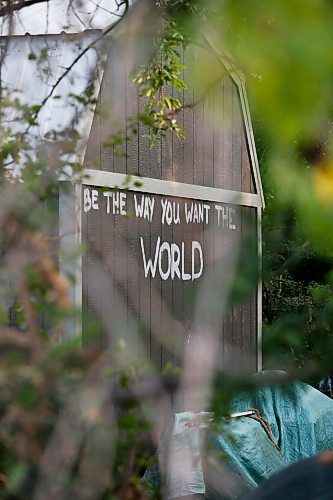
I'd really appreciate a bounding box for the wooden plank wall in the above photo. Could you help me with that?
[81,190,258,378]
[82,42,259,397]
[84,45,257,194]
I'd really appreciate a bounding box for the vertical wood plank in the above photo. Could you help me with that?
[83,188,103,348]
[171,47,184,184]
[193,46,204,188]
[113,54,127,174]
[232,84,242,192]
[182,47,196,408]
[222,76,233,191]
[213,78,224,190]
[251,208,259,371]
[100,50,115,172]
[126,77,140,176]
[240,207,251,371]
[101,190,115,349]
[160,73,174,374]
[203,82,214,188]
[150,198,162,373]
[149,108,163,370]
[138,213,152,362]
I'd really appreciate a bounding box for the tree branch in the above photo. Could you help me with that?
[0,0,50,18]
[24,0,131,131]
[18,280,46,361]
[165,73,224,118]
[0,327,31,350]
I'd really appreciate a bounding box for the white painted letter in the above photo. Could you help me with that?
[198,203,204,223]
[185,202,193,223]
[229,208,236,230]
[92,189,99,210]
[159,241,171,280]
[221,206,229,228]
[103,192,112,213]
[181,242,191,281]
[215,204,222,225]
[134,194,144,218]
[140,237,160,278]
[83,188,91,212]
[173,202,180,224]
[112,191,120,214]
[161,198,168,225]
[120,192,127,215]
[192,241,204,280]
[171,243,181,279]
[193,203,199,223]
[203,204,210,224]
[147,197,155,222]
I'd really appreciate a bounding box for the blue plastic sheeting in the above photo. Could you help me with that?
[145,377,333,499]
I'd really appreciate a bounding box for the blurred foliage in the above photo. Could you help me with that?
[1,0,333,497]
[200,0,333,382]
[0,339,158,498]
[132,18,189,145]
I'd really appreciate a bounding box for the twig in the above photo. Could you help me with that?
[0,0,49,17]
[22,0,130,135]
[164,73,224,118]
[0,326,31,350]
[18,280,45,360]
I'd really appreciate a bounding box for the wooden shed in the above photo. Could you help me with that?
[1,19,264,393]
[57,17,264,390]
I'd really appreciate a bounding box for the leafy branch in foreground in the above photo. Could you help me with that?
[132,18,189,146]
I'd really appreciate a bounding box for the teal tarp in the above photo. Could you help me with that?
[206,377,333,497]
[145,376,333,499]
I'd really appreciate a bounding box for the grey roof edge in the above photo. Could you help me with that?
[76,29,265,210]
[97,13,266,209]
[204,33,265,210]
[0,28,102,40]
[75,37,107,165]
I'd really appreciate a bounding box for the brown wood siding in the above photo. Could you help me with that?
[81,41,260,401]
[82,189,258,387]
[84,45,257,195]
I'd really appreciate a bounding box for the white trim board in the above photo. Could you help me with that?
[81,169,262,208]
[257,207,263,371]
[59,183,83,340]
[73,32,264,210]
